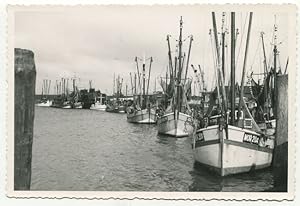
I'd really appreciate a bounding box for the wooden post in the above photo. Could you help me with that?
[273,74,288,191]
[14,48,36,190]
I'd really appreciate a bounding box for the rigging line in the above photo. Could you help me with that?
[236,13,249,69]
[259,45,262,78]
[250,37,261,69]
[210,30,218,90]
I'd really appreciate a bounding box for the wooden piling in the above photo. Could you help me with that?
[273,74,288,191]
[14,48,36,190]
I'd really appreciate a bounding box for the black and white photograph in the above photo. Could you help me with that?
[7,4,296,200]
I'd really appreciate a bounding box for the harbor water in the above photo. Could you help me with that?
[31,106,275,191]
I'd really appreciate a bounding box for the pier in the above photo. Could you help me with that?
[14,48,36,190]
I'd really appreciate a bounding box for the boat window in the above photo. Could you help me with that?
[235,110,244,119]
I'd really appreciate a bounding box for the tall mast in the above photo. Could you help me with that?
[130,72,134,95]
[165,71,168,109]
[184,36,193,85]
[146,57,153,96]
[237,12,253,122]
[142,56,146,108]
[48,80,51,95]
[41,81,44,96]
[56,80,58,95]
[73,78,76,92]
[135,57,141,95]
[221,12,226,80]
[260,32,268,75]
[177,16,183,112]
[230,12,236,125]
[66,79,69,95]
[113,73,115,96]
[212,12,227,113]
[167,35,173,80]
[273,22,278,118]
[134,73,137,95]
[260,32,268,114]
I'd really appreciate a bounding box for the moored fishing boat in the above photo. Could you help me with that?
[193,122,274,176]
[36,98,52,107]
[90,93,107,111]
[106,74,126,114]
[126,55,157,124]
[36,79,52,107]
[105,103,126,113]
[157,110,193,137]
[157,17,194,137]
[192,12,275,176]
[91,102,107,111]
[127,107,157,123]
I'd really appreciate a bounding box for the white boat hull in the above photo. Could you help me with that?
[90,103,107,111]
[157,111,193,137]
[36,100,52,107]
[73,103,82,109]
[127,108,157,124]
[193,125,274,176]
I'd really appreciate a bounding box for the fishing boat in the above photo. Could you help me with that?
[62,101,72,109]
[127,56,157,124]
[90,92,107,111]
[105,102,126,113]
[69,78,83,109]
[36,98,52,107]
[192,12,275,176]
[36,79,52,107]
[106,74,126,113]
[157,17,194,137]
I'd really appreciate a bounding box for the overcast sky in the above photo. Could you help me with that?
[14,5,290,95]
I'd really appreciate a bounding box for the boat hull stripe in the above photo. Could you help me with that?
[195,139,273,154]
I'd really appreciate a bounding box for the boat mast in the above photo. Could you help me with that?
[212,12,227,114]
[48,80,51,95]
[230,12,236,125]
[177,16,183,112]
[130,72,134,95]
[135,57,141,95]
[221,12,226,80]
[165,71,168,109]
[142,55,146,108]
[273,22,278,119]
[260,32,269,115]
[42,80,44,96]
[73,78,75,93]
[167,35,174,80]
[134,73,137,95]
[146,57,153,96]
[237,12,253,123]
[113,73,115,96]
[184,35,193,85]
[173,56,178,106]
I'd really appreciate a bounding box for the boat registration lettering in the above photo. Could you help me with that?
[243,133,259,145]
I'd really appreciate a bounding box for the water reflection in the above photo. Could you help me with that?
[189,162,275,192]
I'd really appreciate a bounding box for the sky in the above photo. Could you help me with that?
[13,5,291,95]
